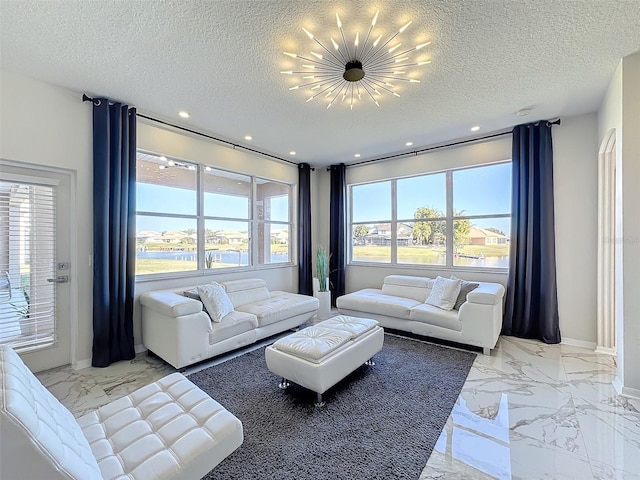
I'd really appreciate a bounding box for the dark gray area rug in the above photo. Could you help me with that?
[189,333,476,480]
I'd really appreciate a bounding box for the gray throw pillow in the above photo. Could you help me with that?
[183,288,209,316]
[453,279,479,310]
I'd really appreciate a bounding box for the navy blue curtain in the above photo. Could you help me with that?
[329,164,346,306]
[91,99,137,367]
[298,163,313,295]
[502,122,560,343]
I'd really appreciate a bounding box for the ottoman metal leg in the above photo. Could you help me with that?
[315,392,325,408]
[279,378,290,389]
[365,357,375,366]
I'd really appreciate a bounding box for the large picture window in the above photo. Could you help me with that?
[135,152,293,276]
[349,162,511,270]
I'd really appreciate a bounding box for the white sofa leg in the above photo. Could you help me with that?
[482,347,491,356]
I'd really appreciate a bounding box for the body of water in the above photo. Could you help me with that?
[136,250,289,265]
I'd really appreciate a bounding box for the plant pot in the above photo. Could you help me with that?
[315,290,332,321]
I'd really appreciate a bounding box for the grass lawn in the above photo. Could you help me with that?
[352,244,509,262]
[135,259,240,275]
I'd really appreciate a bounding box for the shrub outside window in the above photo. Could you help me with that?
[349,162,511,269]
[135,152,293,276]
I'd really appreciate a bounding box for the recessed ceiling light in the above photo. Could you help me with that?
[470,126,480,132]
[244,135,253,140]
[406,142,413,146]
[289,151,297,155]
[178,111,190,119]
[516,108,531,116]
[354,153,361,158]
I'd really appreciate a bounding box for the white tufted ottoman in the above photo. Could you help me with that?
[265,315,383,406]
[0,345,243,480]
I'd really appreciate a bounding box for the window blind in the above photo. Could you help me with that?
[0,181,57,350]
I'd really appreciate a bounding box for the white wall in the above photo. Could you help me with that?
[0,70,93,366]
[553,113,599,345]
[598,52,640,397]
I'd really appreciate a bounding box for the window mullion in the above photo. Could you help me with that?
[391,179,397,264]
[446,171,453,267]
[197,165,204,272]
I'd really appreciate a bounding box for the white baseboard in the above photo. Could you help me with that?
[595,346,616,356]
[613,376,640,399]
[561,337,596,350]
[73,358,92,371]
[73,344,147,371]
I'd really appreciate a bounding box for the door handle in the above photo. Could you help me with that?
[47,276,69,283]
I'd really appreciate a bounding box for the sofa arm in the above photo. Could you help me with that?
[466,283,505,306]
[140,291,203,317]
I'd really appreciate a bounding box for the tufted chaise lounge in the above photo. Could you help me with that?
[0,345,243,480]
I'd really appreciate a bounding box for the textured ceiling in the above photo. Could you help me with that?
[1,1,639,167]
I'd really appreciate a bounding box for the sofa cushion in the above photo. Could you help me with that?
[140,291,203,317]
[336,289,420,319]
[381,275,434,302]
[425,276,461,311]
[452,278,480,310]
[271,326,351,363]
[236,292,318,327]
[410,304,462,332]
[221,279,271,308]
[77,373,243,480]
[316,315,378,339]
[183,288,209,316]
[197,283,234,323]
[209,311,259,344]
[0,345,103,480]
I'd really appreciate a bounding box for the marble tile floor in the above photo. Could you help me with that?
[36,335,640,480]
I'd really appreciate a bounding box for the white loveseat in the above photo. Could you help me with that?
[336,275,505,354]
[140,278,319,368]
[0,345,243,480]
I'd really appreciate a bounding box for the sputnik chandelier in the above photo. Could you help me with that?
[281,10,431,109]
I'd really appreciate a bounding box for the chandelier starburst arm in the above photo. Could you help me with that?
[336,13,351,60]
[330,37,349,64]
[301,27,348,68]
[367,42,432,71]
[359,34,384,69]
[283,51,342,70]
[305,78,345,102]
[357,10,379,64]
[327,82,349,109]
[359,81,380,107]
[361,21,412,65]
[364,78,401,97]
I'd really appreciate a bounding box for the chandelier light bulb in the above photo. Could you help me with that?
[282,10,430,109]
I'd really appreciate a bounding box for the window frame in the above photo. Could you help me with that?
[348,161,511,273]
[135,150,295,281]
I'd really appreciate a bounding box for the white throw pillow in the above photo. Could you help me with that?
[425,276,462,311]
[197,282,234,322]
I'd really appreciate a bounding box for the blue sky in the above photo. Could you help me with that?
[136,162,512,235]
[136,185,290,232]
[352,162,512,234]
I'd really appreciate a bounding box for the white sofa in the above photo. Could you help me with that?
[0,345,243,480]
[140,278,319,368]
[336,275,505,354]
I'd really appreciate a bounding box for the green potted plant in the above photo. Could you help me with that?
[313,245,331,320]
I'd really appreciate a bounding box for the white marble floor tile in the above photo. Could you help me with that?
[35,336,640,479]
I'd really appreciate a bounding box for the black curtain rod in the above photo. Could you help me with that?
[346,118,561,168]
[82,94,298,167]
[83,94,560,171]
